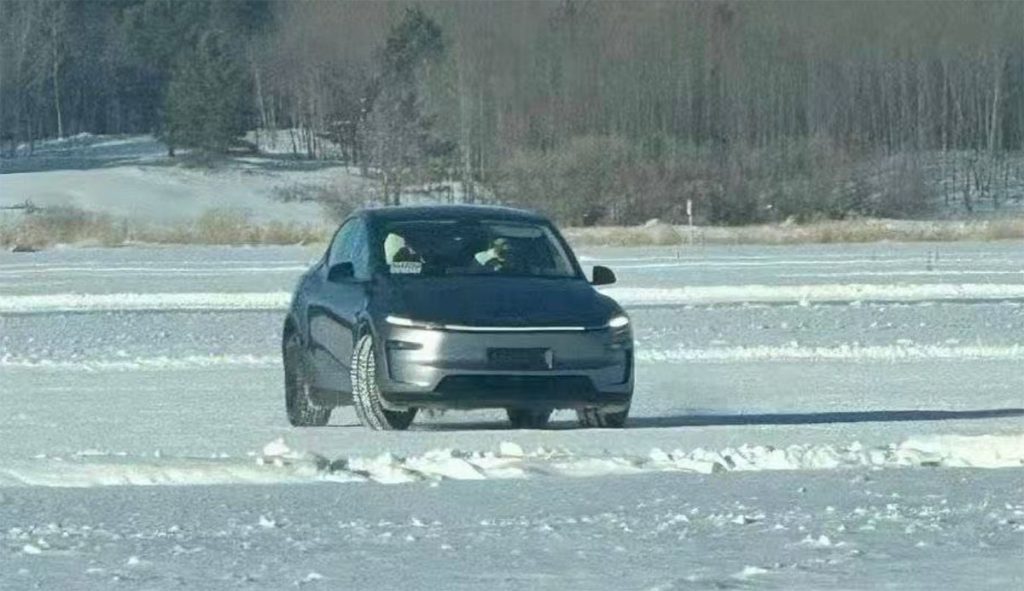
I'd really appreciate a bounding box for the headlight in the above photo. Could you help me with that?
[386,315,416,327]
[607,314,630,329]
[385,315,441,330]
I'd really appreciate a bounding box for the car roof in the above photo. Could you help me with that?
[359,204,548,224]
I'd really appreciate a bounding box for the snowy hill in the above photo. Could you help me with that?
[0,133,374,226]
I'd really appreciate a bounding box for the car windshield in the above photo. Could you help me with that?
[379,219,577,279]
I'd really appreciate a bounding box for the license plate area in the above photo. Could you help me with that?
[487,348,552,370]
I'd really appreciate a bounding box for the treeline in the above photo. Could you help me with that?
[2,1,1023,224]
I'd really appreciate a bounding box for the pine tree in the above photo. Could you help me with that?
[363,7,448,204]
[165,30,250,155]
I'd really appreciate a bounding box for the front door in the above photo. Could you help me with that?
[306,218,370,398]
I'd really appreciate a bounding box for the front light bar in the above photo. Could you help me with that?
[386,314,629,332]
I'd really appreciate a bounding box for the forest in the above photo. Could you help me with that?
[2,0,1023,225]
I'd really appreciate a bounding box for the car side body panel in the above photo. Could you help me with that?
[306,264,362,395]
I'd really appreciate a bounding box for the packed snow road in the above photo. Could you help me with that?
[1,241,1022,589]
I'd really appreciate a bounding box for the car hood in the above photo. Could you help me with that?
[380,276,619,328]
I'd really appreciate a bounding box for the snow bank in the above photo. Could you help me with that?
[0,354,279,372]
[2,434,1020,488]
[603,283,1024,306]
[0,292,292,314]
[5,282,1024,314]
[0,264,308,277]
[638,343,1024,362]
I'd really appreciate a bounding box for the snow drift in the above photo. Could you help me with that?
[1,433,1020,488]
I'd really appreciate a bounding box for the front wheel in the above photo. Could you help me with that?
[506,408,552,429]
[576,405,629,429]
[351,333,417,431]
[283,332,331,427]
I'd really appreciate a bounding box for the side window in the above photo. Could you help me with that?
[327,220,357,267]
[327,218,370,281]
[349,222,370,281]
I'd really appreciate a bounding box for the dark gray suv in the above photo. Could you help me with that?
[282,205,633,430]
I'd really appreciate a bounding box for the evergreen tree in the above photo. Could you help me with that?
[363,6,448,204]
[165,31,250,155]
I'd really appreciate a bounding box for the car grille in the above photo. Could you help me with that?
[486,347,552,370]
[434,375,596,396]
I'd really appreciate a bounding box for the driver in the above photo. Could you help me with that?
[475,237,514,271]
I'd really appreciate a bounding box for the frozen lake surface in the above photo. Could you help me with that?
[1,241,1022,589]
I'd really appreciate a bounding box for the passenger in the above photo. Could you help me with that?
[475,237,514,271]
[384,233,421,264]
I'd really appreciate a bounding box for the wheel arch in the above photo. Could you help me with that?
[282,313,303,353]
[353,313,376,343]
[283,314,298,336]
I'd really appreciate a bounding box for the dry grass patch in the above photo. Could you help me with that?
[1,207,329,250]
[0,207,127,249]
[565,218,1024,247]
[4,208,1021,251]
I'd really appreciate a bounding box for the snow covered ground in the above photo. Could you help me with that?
[0,133,459,231]
[0,133,367,224]
[3,469,1021,590]
[1,241,1022,589]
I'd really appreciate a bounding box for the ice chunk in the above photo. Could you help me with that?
[498,442,525,457]
[262,437,291,457]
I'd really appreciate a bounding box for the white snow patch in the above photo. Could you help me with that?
[0,292,291,314]
[798,534,838,548]
[0,132,355,224]
[780,269,1024,279]
[602,283,1024,306]
[298,572,325,585]
[0,354,280,372]
[7,282,1022,315]
[638,343,1024,363]
[6,345,1024,375]
[498,442,525,457]
[0,265,307,277]
[733,565,771,579]
[0,454,335,487]
[262,438,293,458]
[403,450,489,481]
[897,434,1024,469]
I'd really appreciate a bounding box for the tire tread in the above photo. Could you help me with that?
[351,333,416,431]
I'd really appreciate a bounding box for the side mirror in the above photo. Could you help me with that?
[591,265,616,286]
[327,261,355,282]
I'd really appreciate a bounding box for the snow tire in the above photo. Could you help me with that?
[284,332,332,427]
[352,333,417,431]
[576,405,629,429]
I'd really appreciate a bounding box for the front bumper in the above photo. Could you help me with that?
[376,323,633,411]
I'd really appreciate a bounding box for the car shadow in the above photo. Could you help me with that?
[620,408,1024,429]
[405,407,1024,431]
